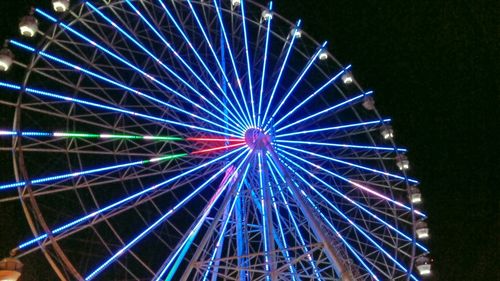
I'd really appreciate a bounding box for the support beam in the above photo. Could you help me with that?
[265,147,355,281]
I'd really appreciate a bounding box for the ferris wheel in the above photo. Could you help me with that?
[0,0,432,280]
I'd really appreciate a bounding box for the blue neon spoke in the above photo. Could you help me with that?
[202,163,251,281]
[264,42,327,131]
[277,149,426,217]
[78,4,244,134]
[85,148,250,281]
[279,144,419,184]
[17,147,247,250]
[276,91,373,133]
[0,130,18,136]
[154,150,252,281]
[212,0,253,127]
[0,81,239,139]
[240,0,257,126]
[157,1,249,129]
[182,0,252,128]
[276,119,391,138]
[282,157,428,253]
[0,81,22,90]
[0,158,152,191]
[257,2,273,127]
[261,20,301,127]
[121,1,246,130]
[276,139,407,153]
[266,158,323,280]
[273,65,351,128]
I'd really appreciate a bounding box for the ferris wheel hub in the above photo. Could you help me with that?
[244,128,271,151]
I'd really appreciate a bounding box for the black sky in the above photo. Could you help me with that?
[0,0,498,280]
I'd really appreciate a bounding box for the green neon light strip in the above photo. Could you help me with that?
[144,153,188,164]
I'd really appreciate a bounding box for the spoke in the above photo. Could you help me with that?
[277,149,426,217]
[0,130,183,141]
[276,139,407,153]
[240,0,256,126]
[121,0,246,130]
[0,80,239,137]
[273,65,351,128]
[276,91,373,133]
[0,148,158,158]
[40,6,242,135]
[212,0,253,126]
[202,163,251,280]
[0,153,185,191]
[282,158,428,252]
[84,148,250,280]
[257,2,273,127]
[16,147,246,251]
[261,20,302,127]
[191,142,246,155]
[278,144,419,184]
[264,42,327,131]
[186,137,245,143]
[153,150,252,281]
[276,119,391,138]
[161,0,252,128]
[0,166,178,203]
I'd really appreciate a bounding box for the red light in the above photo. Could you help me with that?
[191,142,245,155]
[187,137,245,143]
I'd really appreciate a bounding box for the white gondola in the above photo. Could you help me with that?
[341,72,354,84]
[291,28,302,38]
[52,0,70,12]
[362,96,375,110]
[415,220,429,239]
[0,257,23,281]
[396,155,410,170]
[415,256,432,276]
[261,9,273,21]
[0,47,14,72]
[19,15,38,37]
[319,49,328,61]
[380,125,394,140]
[409,186,422,203]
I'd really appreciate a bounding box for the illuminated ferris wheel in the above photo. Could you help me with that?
[0,0,431,280]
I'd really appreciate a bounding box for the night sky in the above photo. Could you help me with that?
[0,0,497,280]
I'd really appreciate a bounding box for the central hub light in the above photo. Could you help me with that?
[244,128,271,151]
